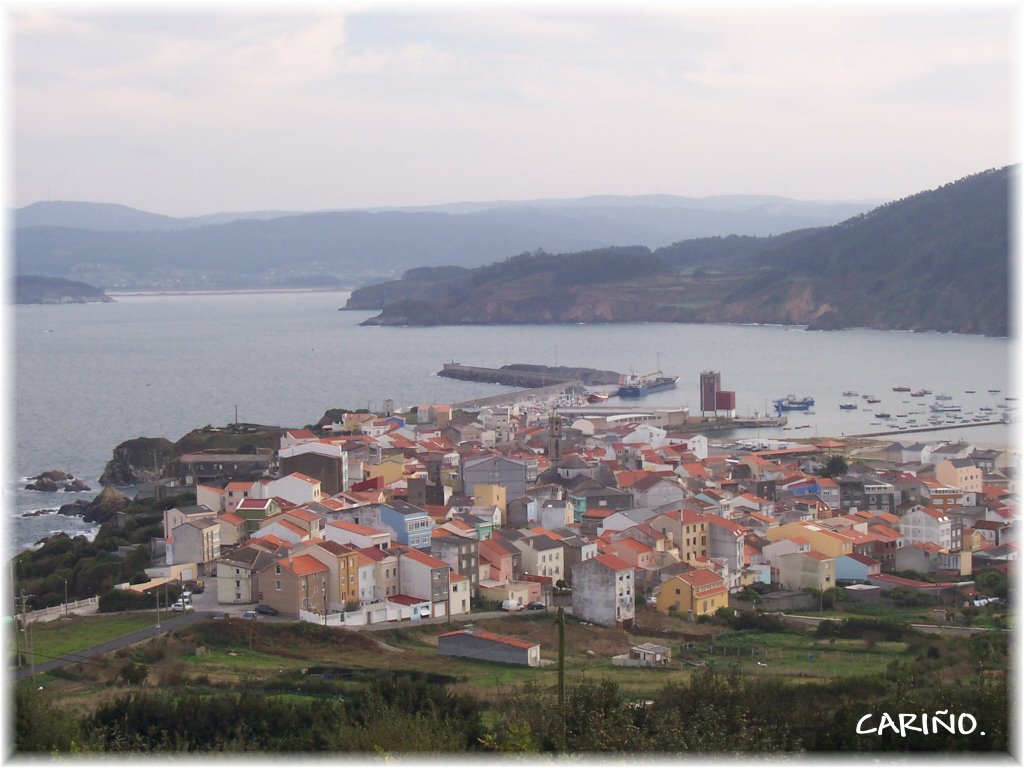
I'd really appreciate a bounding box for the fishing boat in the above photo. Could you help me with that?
[930,403,962,412]
[876,412,891,418]
[839,403,858,410]
[842,390,858,397]
[586,392,610,404]
[910,389,930,397]
[617,370,678,398]
[892,386,911,392]
[866,397,880,404]
[935,394,953,401]
[773,395,815,411]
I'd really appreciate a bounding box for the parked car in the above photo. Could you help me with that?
[169,600,191,612]
[241,611,258,620]
[254,604,278,616]
[526,602,546,611]
[501,599,523,612]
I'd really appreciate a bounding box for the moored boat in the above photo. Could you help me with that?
[773,395,815,411]
[617,371,678,398]
[892,386,911,392]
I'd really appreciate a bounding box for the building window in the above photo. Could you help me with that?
[275,580,282,590]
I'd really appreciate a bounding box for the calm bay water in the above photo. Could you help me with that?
[8,290,1017,554]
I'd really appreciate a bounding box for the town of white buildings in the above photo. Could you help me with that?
[150,397,1016,640]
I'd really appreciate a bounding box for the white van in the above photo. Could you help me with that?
[501,599,523,612]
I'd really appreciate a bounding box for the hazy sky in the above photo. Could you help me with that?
[5,3,1019,216]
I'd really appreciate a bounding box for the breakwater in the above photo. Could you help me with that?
[439,362,621,387]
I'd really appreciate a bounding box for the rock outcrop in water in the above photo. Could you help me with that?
[58,485,130,524]
[25,469,90,492]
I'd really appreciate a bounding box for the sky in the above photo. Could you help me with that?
[2,2,1020,217]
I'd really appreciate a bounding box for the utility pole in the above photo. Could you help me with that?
[557,606,566,751]
[19,590,35,675]
[154,589,161,631]
[61,577,68,616]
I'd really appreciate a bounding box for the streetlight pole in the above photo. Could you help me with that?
[60,577,68,616]
[155,590,161,630]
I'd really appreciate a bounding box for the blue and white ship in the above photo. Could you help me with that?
[773,394,815,411]
[617,370,678,398]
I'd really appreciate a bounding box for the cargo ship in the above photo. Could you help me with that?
[773,395,815,411]
[617,370,678,397]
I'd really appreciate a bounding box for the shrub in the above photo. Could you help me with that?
[120,662,149,685]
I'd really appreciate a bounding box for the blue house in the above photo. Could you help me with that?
[378,499,434,549]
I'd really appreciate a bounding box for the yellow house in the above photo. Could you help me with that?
[766,522,853,558]
[649,508,709,565]
[474,484,508,525]
[656,568,728,618]
[935,459,984,494]
[363,454,405,486]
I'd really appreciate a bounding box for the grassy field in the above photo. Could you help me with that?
[14,612,157,663]
[17,610,919,712]
[695,630,905,678]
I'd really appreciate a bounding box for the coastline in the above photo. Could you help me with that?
[106,287,355,298]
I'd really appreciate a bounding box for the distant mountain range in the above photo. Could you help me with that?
[349,167,1013,337]
[12,195,879,291]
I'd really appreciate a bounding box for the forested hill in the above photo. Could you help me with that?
[13,275,114,305]
[351,166,1012,336]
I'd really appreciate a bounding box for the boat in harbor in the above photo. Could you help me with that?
[930,403,962,412]
[773,395,815,411]
[877,412,891,418]
[842,390,858,397]
[617,370,678,398]
[586,391,610,403]
[910,389,931,397]
[892,386,911,392]
[839,403,858,410]
[935,394,953,401]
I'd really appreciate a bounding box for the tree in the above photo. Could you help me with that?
[821,454,848,478]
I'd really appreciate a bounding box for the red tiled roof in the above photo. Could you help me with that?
[593,553,632,572]
[398,546,450,570]
[439,629,538,650]
[218,512,246,525]
[388,594,429,606]
[677,568,725,588]
[289,554,329,576]
[329,520,385,536]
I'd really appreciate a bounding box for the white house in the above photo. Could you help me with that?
[325,520,391,550]
[899,506,956,551]
[261,472,324,506]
